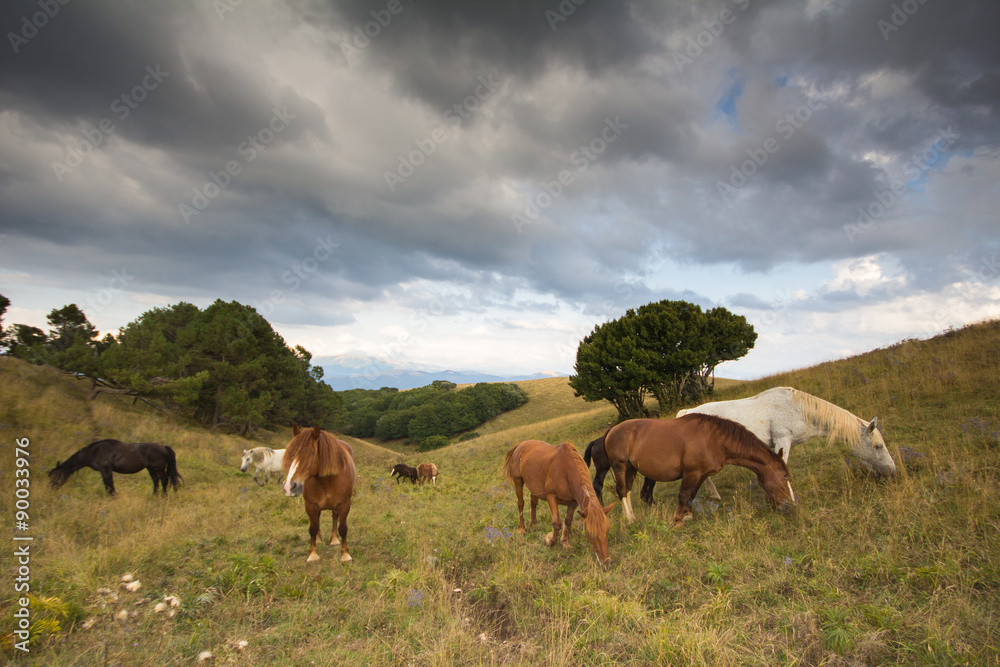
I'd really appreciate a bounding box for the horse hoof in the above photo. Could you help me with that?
[543,533,555,547]
[340,553,352,563]
[683,512,693,522]
[671,520,686,529]
[330,536,341,546]
[306,553,320,562]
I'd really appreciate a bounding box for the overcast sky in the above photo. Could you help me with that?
[2,0,998,380]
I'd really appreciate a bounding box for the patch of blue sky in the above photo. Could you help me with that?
[714,76,744,131]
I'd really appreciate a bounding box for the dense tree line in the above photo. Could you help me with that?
[569,300,757,421]
[331,379,528,445]
[0,294,339,436]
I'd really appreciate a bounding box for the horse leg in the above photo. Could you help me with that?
[337,505,351,563]
[673,473,707,528]
[592,466,608,504]
[305,502,321,562]
[610,462,635,523]
[100,467,116,496]
[561,501,577,548]
[513,478,526,534]
[640,477,657,505]
[529,495,540,528]
[543,495,561,547]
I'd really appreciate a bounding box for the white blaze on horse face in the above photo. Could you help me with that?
[283,460,299,496]
[787,481,796,503]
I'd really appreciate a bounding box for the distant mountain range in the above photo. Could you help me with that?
[315,354,564,391]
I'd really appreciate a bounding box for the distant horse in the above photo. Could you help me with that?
[48,439,182,496]
[503,440,616,566]
[240,447,285,485]
[390,463,418,484]
[417,463,438,485]
[602,414,795,526]
[283,425,356,563]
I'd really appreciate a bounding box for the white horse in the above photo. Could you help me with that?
[239,447,285,486]
[676,386,896,500]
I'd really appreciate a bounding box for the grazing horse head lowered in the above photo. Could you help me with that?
[282,424,356,563]
[504,440,616,567]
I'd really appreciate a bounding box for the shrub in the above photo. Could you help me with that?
[417,435,449,452]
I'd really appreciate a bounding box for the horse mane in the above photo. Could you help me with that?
[284,426,349,477]
[677,413,787,468]
[786,388,868,446]
[556,443,609,542]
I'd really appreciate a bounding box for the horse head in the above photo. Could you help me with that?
[758,448,796,513]
[855,417,897,477]
[239,449,253,472]
[283,425,332,497]
[578,499,617,568]
[48,461,69,488]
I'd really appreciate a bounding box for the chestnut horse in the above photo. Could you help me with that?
[417,462,438,485]
[503,440,616,566]
[282,425,356,563]
[603,414,796,526]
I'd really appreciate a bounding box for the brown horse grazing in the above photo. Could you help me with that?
[49,439,182,496]
[417,462,438,485]
[604,414,796,527]
[282,425,356,563]
[503,440,616,566]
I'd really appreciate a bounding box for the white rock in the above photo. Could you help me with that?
[154,602,166,613]
[197,650,213,662]
[120,573,135,583]
[122,580,142,592]
[114,610,128,622]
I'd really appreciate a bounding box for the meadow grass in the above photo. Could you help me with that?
[2,321,999,665]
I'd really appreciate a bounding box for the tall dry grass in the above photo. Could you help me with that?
[2,322,999,665]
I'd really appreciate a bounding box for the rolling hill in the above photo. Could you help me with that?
[1,320,998,665]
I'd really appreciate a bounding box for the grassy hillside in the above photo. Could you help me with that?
[1,322,999,665]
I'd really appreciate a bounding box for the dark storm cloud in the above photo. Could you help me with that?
[1,0,998,329]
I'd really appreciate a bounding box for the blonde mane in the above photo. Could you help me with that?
[789,388,868,446]
[557,443,609,542]
[284,426,351,478]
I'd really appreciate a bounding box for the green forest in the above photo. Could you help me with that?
[330,380,528,450]
[0,295,526,445]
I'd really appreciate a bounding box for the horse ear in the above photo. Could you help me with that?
[311,424,322,439]
[868,417,878,433]
[776,447,785,461]
[292,423,300,436]
[603,502,616,515]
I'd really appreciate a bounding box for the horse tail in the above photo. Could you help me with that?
[583,433,607,467]
[164,446,183,492]
[502,445,519,486]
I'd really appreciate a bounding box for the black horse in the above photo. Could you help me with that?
[584,433,657,505]
[389,463,418,484]
[48,439,182,496]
